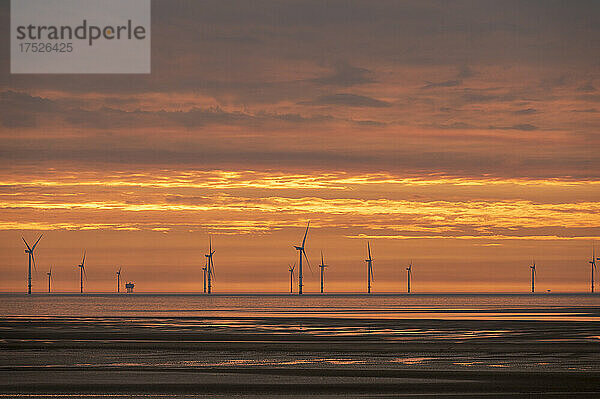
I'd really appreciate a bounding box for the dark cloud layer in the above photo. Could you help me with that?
[422,80,462,89]
[301,93,391,108]
[1,1,599,95]
[311,62,375,86]
[0,0,598,180]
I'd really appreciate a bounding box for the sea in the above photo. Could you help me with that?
[1,293,599,321]
[2,293,600,397]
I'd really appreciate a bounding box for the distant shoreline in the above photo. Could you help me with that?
[0,291,598,296]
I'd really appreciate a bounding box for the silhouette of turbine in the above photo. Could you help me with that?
[116,267,122,293]
[22,234,42,294]
[205,238,215,294]
[365,242,374,293]
[78,252,87,293]
[202,258,207,294]
[406,261,412,293]
[530,261,536,293]
[288,263,296,294]
[319,251,328,294]
[47,266,53,293]
[293,222,311,295]
[590,246,598,293]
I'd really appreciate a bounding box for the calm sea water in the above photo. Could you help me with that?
[2,294,600,374]
[1,293,600,321]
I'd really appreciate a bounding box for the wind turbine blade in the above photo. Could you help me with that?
[209,257,215,279]
[31,234,43,251]
[22,237,32,251]
[302,221,310,247]
[31,253,38,273]
[303,250,313,275]
[321,251,324,266]
[82,251,86,266]
[367,242,372,260]
[370,263,374,281]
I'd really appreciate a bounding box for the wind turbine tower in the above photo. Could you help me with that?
[319,251,328,294]
[365,242,374,293]
[22,234,42,294]
[293,222,311,295]
[406,261,412,293]
[78,252,87,293]
[205,238,215,294]
[530,261,536,293]
[202,259,207,293]
[116,267,121,293]
[288,263,296,294]
[47,267,53,293]
[590,246,598,293]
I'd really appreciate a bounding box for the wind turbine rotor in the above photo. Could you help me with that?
[22,237,32,252]
[31,234,43,251]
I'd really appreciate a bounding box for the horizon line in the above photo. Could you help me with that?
[0,291,597,296]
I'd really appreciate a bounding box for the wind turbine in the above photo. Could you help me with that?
[205,238,215,294]
[47,267,53,293]
[406,261,412,293]
[116,267,122,293]
[293,221,311,295]
[288,263,296,294]
[78,252,87,293]
[22,234,42,294]
[590,246,597,293]
[365,242,374,293]
[202,258,207,293]
[319,251,327,294]
[530,261,536,293]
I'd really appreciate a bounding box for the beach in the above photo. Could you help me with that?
[1,294,600,397]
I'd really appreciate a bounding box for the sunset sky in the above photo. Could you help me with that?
[1,0,599,293]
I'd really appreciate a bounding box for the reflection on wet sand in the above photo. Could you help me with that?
[1,294,600,396]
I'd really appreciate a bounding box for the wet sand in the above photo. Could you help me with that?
[1,315,600,397]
